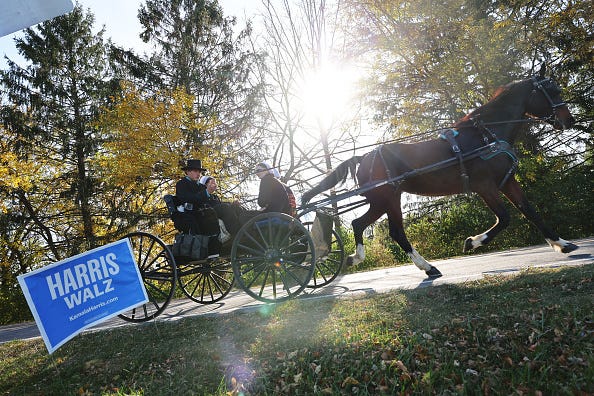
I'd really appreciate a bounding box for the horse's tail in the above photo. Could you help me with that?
[301,156,364,205]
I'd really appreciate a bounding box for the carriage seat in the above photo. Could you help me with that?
[163,194,179,216]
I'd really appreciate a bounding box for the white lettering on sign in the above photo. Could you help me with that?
[62,279,117,309]
[45,253,120,305]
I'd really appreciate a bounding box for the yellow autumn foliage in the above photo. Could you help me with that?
[96,83,216,190]
[0,139,36,214]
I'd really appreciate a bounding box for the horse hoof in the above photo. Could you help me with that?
[561,243,579,254]
[463,238,473,253]
[346,256,354,267]
[426,266,442,278]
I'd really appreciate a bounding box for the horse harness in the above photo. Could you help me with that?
[438,124,519,192]
[531,76,567,111]
[366,76,566,193]
[367,126,519,194]
[438,129,471,194]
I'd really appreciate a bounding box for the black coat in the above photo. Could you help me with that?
[174,177,220,236]
[258,174,291,214]
[203,193,222,208]
[175,177,209,208]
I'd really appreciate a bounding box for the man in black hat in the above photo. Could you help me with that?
[175,159,221,255]
[176,159,209,209]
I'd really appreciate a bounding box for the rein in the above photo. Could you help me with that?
[479,116,555,127]
[299,139,516,215]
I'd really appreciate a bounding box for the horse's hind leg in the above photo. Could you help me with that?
[464,188,511,252]
[386,201,442,278]
[501,179,578,253]
[348,204,384,266]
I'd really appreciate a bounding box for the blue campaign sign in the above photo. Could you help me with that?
[18,239,148,353]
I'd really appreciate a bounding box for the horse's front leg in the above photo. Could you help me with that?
[464,188,510,252]
[501,179,578,253]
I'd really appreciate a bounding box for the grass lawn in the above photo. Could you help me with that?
[1,264,592,395]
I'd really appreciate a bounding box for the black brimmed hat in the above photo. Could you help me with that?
[181,159,207,171]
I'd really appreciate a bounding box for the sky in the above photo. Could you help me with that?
[0,0,262,69]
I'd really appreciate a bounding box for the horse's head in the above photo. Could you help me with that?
[525,66,575,130]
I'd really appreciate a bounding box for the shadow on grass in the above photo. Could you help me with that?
[1,264,592,395]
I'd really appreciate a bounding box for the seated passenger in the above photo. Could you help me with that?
[199,175,244,237]
[237,161,296,225]
[255,161,295,216]
[175,159,220,254]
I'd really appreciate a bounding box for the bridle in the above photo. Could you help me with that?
[530,76,567,113]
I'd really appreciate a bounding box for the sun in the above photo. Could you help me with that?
[298,61,362,131]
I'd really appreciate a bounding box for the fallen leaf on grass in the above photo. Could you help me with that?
[392,360,408,373]
[567,356,587,366]
[342,376,359,387]
[310,362,321,374]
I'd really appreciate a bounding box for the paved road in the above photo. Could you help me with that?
[2,237,593,344]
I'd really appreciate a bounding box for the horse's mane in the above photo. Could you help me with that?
[458,79,529,123]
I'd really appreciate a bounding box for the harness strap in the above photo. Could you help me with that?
[439,128,471,194]
[480,140,519,189]
[531,76,566,109]
[377,146,392,180]
[368,149,379,183]
[471,117,499,145]
[369,146,402,190]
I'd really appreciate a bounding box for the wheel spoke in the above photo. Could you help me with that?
[245,263,269,289]
[269,269,277,299]
[118,232,176,322]
[144,281,169,300]
[138,237,158,271]
[236,243,265,256]
[232,213,316,303]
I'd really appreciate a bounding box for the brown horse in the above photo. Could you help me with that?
[302,67,577,278]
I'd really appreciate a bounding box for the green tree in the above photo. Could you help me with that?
[342,0,592,144]
[0,4,115,257]
[0,126,40,323]
[136,0,265,183]
[342,0,526,135]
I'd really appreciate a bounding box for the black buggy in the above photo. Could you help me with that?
[117,195,345,323]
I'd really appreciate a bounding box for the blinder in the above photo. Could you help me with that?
[531,76,566,109]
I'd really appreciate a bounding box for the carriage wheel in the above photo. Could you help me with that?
[177,256,234,304]
[231,212,315,303]
[118,232,177,322]
[302,221,345,288]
